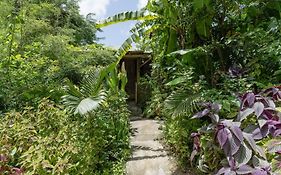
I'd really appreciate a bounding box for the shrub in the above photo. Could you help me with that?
[0,96,130,174]
[190,87,281,174]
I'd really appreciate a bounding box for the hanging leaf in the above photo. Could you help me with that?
[229,125,244,142]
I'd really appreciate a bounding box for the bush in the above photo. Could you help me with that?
[190,87,281,174]
[0,97,130,174]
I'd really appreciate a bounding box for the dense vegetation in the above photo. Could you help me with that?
[100,0,281,174]
[2,0,281,174]
[0,0,129,174]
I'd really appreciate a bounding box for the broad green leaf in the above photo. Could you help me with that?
[166,76,187,86]
[167,47,206,57]
[193,0,210,10]
[196,19,208,38]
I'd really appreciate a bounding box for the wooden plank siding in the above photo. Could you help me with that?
[120,51,151,103]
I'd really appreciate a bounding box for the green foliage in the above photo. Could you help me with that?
[0,95,130,174]
[0,1,130,174]
[0,99,77,174]
[0,0,116,111]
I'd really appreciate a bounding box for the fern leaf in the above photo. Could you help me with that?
[165,90,201,117]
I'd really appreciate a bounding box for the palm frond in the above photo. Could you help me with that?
[164,90,201,117]
[62,69,107,115]
[74,92,106,115]
[81,68,102,97]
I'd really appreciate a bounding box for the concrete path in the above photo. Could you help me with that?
[126,119,177,175]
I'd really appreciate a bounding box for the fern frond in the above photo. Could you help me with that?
[164,90,201,117]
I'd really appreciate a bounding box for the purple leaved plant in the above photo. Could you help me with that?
[190,86,281,175]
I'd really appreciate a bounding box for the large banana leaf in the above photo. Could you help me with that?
[97,10,157,28]
[115,28,145,59]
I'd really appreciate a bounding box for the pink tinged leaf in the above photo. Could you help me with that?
[260,125,269,138]
[0,154,8,162]
[228,156,236,169]
[247,92,255,107]
[238,108,254,121]
[267,119,281,126]
[227,131,241,155]
[201,108,210,116]
[253,102,264,118]
[236,164,254,174]
[252,169,267,175]
[262,110,274,119]
[274,129,281,137]
[217,128,228,148]
[11,168,23,175]
[252,127,263,140]
[190,150,198,162]
[230,126,244,142]
[216,167,231,175]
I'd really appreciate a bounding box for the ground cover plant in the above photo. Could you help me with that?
[190,87,281,174]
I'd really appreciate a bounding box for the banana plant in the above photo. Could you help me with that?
[96,0,183,60]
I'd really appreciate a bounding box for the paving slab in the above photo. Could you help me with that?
[126,119,177,175]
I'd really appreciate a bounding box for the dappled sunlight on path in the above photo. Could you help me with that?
[126,119,181,175]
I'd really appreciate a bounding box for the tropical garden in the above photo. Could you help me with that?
[1,0,281,174]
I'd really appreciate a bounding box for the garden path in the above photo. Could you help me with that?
[126,103,184,175]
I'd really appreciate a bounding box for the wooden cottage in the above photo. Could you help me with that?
[120,51,151,103]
